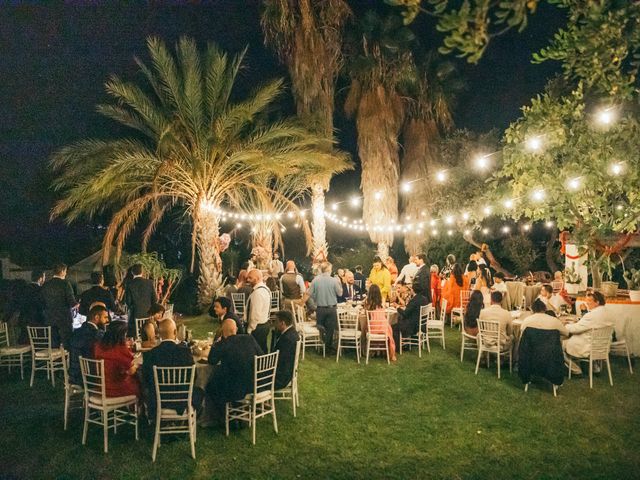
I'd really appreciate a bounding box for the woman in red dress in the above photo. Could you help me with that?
[94,321,141,398]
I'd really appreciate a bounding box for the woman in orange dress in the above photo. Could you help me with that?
[385,257,399,283]
[362,284,396,361]
[442,264,471,314]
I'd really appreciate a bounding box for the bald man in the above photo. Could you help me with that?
[280,260,306,306]
[206,318,263,424]
[142,318,195,420]
[245,269,272,352]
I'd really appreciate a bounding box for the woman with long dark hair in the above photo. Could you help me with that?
[363,284,396,361]
[463,290,485,336]
[442,263,471,314]
[94,321,141,398]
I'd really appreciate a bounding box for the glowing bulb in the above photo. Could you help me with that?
[374,191,383,200]
[597,108,615,125]
[474,155,489,170]
[483,206,492,215]
[616,204,624,210]
[545,221,554,228]
[445,215,454,225]
[523,224,531,231]
[300,210,307,218]
[236,223,242,229]
[350,197,361,207]
[526,136,543,152]
[531,189,545,202]
[447,230,453,236]
[281,227,286,232]
[416,229,423,235]
[431,229,439,236]
[482,228,489,235]
[436,170,447,183]
[294,223,300,228]
[462,212,470,221]
[502,226,511,234]
[463,229,470,236]
[610,163,623,176]
[287,211,294,219]
[401,182,412,193]
[567,178,581,190]
[429,219,436,227]
[503,199,514,209]
[331,203,339,211]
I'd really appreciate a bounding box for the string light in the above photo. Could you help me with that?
[482,228,490,235]
[400,182,412,193]
[350,196,361,207]
[610,162,624,176]
[436,170,447,183]
[447,230,453,236]
[531,189,546,202]
[596,107,615,126]
[444,215,455,225]
[331,203,339,211]
[545,220,554,228]
[236,223,242,229]
[374,191,383,200]
[474,155,490,170]
[525,136,543,152]
[501,226,511,234]
[503,199,514,209]
[523,224,531,231]
[462,212,470,221]
[567,177,581,190]
[616,204,624,211]
[483,206,492,215]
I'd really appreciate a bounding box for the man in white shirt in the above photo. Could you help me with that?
[395,256,418,285]
[269,252,284,278]
[565,291,614,361]
[245,269,272,352]
[478,291,513,346]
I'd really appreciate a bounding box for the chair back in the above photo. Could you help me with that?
[135,317,150,339]
[292,302,306,327]
[292,340,302,384]
[0,322,9,347]
[589,326,613,361]
[231,293,246,315]
[366,310,390,337]
[254,351,279,396]
[477,319,501,349]
[270,290,281,311]
[338,310,359,333]
[165,304,174,317]
[79,357,106,403]
[419,304,432,333]
[439,299,448,321]
[28,326,53,355]
[551,281,563,294]
[153,365,196,414]
[460,290,471,311]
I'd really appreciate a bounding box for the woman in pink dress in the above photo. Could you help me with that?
[363,284,397,361]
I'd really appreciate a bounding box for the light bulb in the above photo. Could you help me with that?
[523,224,531,231]
[501,226,510,234]
[482,228,489,235]
[526,136,543,152]
[483,206,492,215]
[474,155,489,170]
[567,178,581,190]
[445,215,454,225]
[503,199,514,209]
[597,108,615,125]
[374,191,383,200]
[436,170,447,183]
[531,189,545,202]
[401,182,412,193]
[350,197,361,207]
[331,203,338,211]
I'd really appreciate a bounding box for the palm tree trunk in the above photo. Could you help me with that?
[401,118,439,255]
[311,183,328,260]
[195,208,221,309]
[357,86,404,253]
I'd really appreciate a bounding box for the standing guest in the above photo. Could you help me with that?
[125,264,157,337]
[385,257,399,283]
[392,283,429,349]
[206,318,263,425]
[142,318,195,421]
[302,262,342,350]
[141,303,165,349]
[41,263,77,348]
[430,265,441,309]
[475,264,493,306]
[16,270,46,344]
[222,276,237,298]
[210,296,243,334]
[247,253,257,271]
[338,271,358,303]
[280,261,306,306]
[465,260,478,287]
[69,304,109,386]
[93,321,141,398]
[479,291,513,346]
[479,244,491,267]
[272,310,300,390]
[368,256,392,302]
[269,252,285,278]
[235,270,254,299]
[363,284,396,361]
[464,254,477,274]
[441,254,456,279]
[353,265,366,295]
[412,254,432,303]
[463,290,484,336]
[442,263,471,314]
[79,271,117,316]
[395,256,418,286]
[245,269,272,353]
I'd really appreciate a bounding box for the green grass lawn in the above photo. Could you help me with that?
[1,317,639,480]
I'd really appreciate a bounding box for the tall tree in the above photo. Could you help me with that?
[51,37,349,308]
[262,0,353,261]
[344,10,415,259]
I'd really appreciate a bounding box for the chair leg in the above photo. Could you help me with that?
[272,402,278,434]
[30,358,36,387]
[225,403,230,437]
[292,391,296,418]
[442,330,446,349]
[509,349,513,373]
[418,334,422,358]
[252,404,257,445]
[589,360,593,389]
[82,404,89,445]
[356,340,361,364]
[606,358,613,386]
[385,341,390,364]
[20,354,25,380]
[524,383,529,392]
[475,349,482,375]
[152,414,160,462]
[497,352,501,379]
[302,338,306,360]
[190,412,196,459]
[626,348,633,374]
[365,339,370,365]
[460,341,464,362]
[103,411,109,453]
[50,359,56,387]
[134,403,139,441]
[568,358,572,379]
[553,385,558,397]
[64,391,69,431]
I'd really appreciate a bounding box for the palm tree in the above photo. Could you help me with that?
[262,0,352,262]
[344,10,414,258]
[51,37,349,308]
[401,53,462,254]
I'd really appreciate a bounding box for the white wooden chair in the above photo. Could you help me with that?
[439,298,448,323]
[291,302,325,359]
[135,316,150,340]
[460,313,478,362]
[426,303,446,350]
[551,281,564,294]
[28,326,65,387]
[365,310,391,365]
[610,322,634,374]
[152,365,197,462]
[62,347,83,430]
[79,357,139,453]
[270,290,281,313]
[399,304,430,357]
[451,290,471,328]
[336,310,361,363]
[475,319,512,379]
[274,340,302,416]
[568,326,614,389]
[231,293,246,317]
[164,304,174,318]
[0,321,31,380]
[225,351,279,445]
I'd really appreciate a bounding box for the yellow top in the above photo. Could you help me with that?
[369,267,392,301]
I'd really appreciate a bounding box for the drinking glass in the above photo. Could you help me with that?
[207,331,214,345]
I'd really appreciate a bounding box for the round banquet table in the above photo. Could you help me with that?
[505,282,542,310]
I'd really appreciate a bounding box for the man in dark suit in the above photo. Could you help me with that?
[41,263,78,348]
[353,265,366,296]
[124,263,157,336]
[206,318,263,424]
[391,285,430,348]
[412,254,432,304]
[142,318,195,420]
[79,271,117,316]
[68,304,109,386]
[15,270,46,344]
[272,310,299,390]
[209,296,244,334]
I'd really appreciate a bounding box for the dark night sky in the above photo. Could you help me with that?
[0,1,566,266]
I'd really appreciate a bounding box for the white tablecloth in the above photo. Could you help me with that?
[575,301,640,356]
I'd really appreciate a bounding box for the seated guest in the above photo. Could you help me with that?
[94,321,141,398]
[142,318,195,420]
[338,270,358,303]
[79,272,117,316]
[463,290,484,336]
[265,276,279,293]
[389,281,410,308]
[353,265,366,295]
[478,291,513,346]
[537,284,559,316]
[362,284,396,362]
[69,304,109,386]
[491,272,508,293]
[565,291,614,372]
[206,318,263,424]
[272,310,300,390]
[392,284,429,349]
[521,299,569,336]
[210,296,243,334]
[141,303,165,349]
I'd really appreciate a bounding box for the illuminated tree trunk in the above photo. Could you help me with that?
[311,183,328,260]
[195,207,222,309]
[251,221,274,270]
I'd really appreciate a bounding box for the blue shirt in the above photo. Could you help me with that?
[308,273,343,307]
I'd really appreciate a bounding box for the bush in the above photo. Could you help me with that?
[502,235,538,275]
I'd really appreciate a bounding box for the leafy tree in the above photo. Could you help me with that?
[502,235,538,275]
[51,37,349,308]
